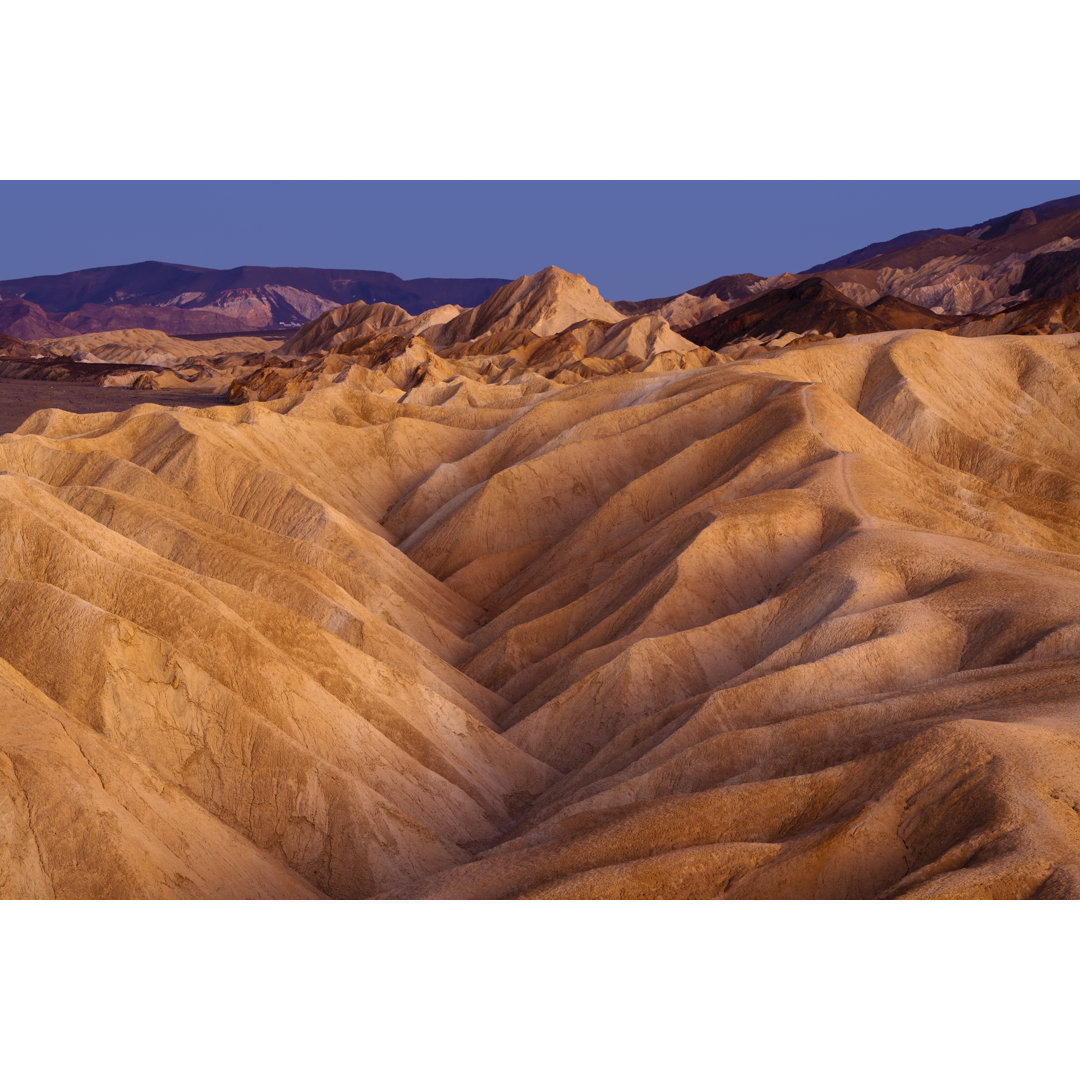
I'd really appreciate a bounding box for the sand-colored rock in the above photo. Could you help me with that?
[227,278,719,406]
[652,292,732,330]
[2,315,1080,898]
[425,266,627,349]
[33,328,279,367]
[281,302,412,354]
[281,301,467,357]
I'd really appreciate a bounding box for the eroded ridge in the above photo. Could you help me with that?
[2,328,1080,898]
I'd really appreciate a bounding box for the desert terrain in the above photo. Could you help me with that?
[4,193,1080,341]
[2,220,1080,898]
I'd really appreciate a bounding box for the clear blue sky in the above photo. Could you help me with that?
[2,181,1078,301]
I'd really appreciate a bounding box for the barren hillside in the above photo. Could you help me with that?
[2,267,1080,897]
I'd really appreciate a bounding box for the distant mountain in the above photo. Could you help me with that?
[9,189,1080,345]
[804,193,1080,273]
[0,299,72,339]
[633,192,1080,330]
[794,194,1080,313]
[0,261,511,337]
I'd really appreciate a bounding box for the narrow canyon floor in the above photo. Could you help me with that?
[2,327,1080,898]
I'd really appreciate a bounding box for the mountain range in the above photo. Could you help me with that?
[621,192,1080,330]
[0,262,511,336]
[3,191,1080,341]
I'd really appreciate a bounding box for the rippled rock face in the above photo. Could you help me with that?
[1,318,1080,899]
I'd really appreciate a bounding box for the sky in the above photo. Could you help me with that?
[2,180,1079,302]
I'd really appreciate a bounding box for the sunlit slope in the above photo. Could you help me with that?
[0,395,555,898]
[2,328,1080,897]
[382,330,1080,898]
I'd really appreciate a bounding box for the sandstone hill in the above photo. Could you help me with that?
[0,327,282,396]
[0,333,48,360]
[223,269,710,403]
[1,270,1080,897]
[282,301,462,356]
[272,266,627,356]
[422,266,627,348]
[34,328,279,367]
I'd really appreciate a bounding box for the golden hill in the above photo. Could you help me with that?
[1,321,1080,897]
[33,328,279,367]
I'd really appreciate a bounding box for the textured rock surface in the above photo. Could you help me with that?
[2,322,1080,898]
[34,328,279,368]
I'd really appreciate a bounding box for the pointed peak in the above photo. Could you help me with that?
[512,265,603,297]
[427,266,622,347]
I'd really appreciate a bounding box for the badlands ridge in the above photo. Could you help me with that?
[2,266,1080,898]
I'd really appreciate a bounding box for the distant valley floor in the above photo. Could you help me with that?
[0,378,227,435]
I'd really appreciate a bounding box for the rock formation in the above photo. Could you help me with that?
[0,261,511,336]
[629,192,1080,330]
[2,259,1080,899]
[2,283,1080,897]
